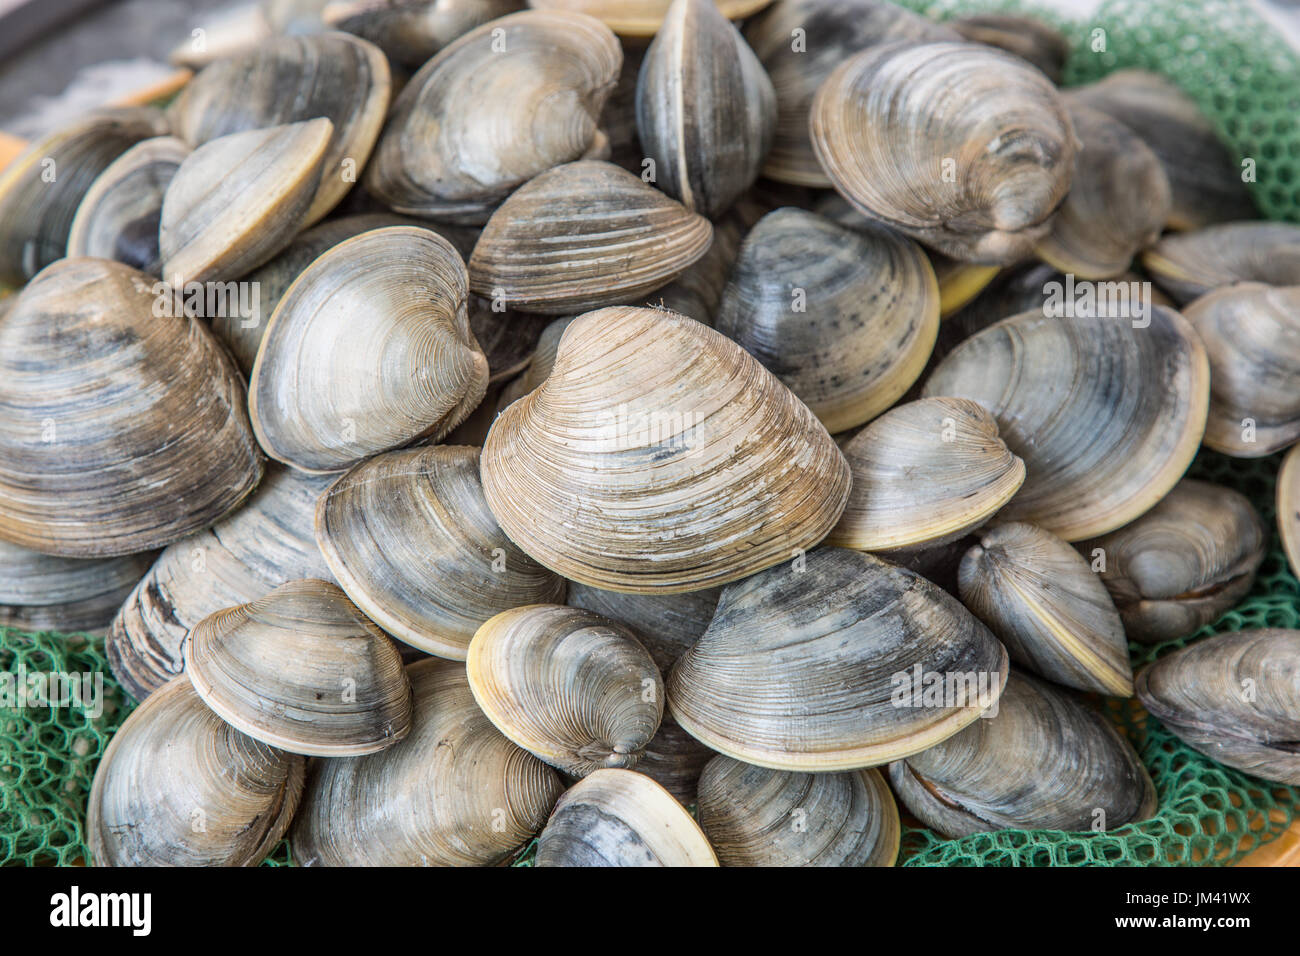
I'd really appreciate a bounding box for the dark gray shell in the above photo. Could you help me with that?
[566,581,721,674]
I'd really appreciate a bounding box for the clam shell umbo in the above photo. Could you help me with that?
[0,541,154,637]
[1142,221,1300,305]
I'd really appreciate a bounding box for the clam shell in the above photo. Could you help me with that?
[66,136,190,274]
[889,672,1157,837]
[528,0,772,36]
[467,604,664,775]
[923,307,1210,541]
[810,40,1076,264]
[636,713,715,804]
[667,548,1009,771]
[1136,629,1300,785]
[535,768,717,866]
[316,445,566,660]
[567,582,720,673]
[87,677,305,866]
[290,658,563,865]
[480,306,852,592]
[495,315,576,411]
[638,206,747,324]
[0,540,154,637]
[185,579,413,756]
[1142,221,1300,305]
[827,398,1025,552]
[1085,478,1267,644]
[324,0,525,69]
[715,208,939,433]
[0,258,263,558]
[950,13,1069,82]
[1280,445,1300,583]
[958,522,1133,697]
[697,757,899,866]
[250,226,488,473]
[467,160,713,314]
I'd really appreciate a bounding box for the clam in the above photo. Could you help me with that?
[889,672,1157,837]
[290,658,564,865]
[714,208,939,434]
[639,207,747,324]
[1181,283,1300,457]
[167,31,391,225]
[159,119,333,288]
[65,136,190,274]
[810,40,1076,264]
[950,13,1069,82]
[0,258,263,558]
[108,464,336,702]
[323,0,525,69]
[636,714,715,804]
[923,307,1210,541]
[1136,629,1300,785]
[467,161,713,314]
[567,582,721,673]
[1083,479,1267,644]
[635,0,775,219]
[495,315,576,410]
[1141,221,1300,304]
[1067,69,1257,231]
[315,445,566,660]
[535,768,717,866]
[1280,445,1300,582]
[86,676,305,866]
[1033,104,1171,279]
[0,107,169,285]
[250,226,488,473]
[480,306,851,592]
[697,757,899,867]
[466,604,663,775]
[743,0,959,187]
[528,0,772,36]
[185,579,413,756]
[958,522,1133,697]
[827,398,1025,552]
[470,302,554,386]
[0,541,154,637]
[364,10,621,219]
[667,547,1009,771]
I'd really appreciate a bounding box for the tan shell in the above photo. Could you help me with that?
[715,208,939,434]
[468,161,713,315]
[0,541,154,637]
[87,677,304,866]
[480,306,851,592]
[324,0,525,69]
[810,41,1076,264]
[697,757,899,866]
[958,522,1133,697]
[316,445,566,659]
[290,658,563,865]
[0,258,263,558]
[923,307,1209,541]
[365,10,621,219]
[1142,221,1300,304]
[567,582,720,673]
[828,398,1025,552]
[185,580,413,756]
[528,0,772,36]
[467,604,663,775]
[250,226,488,473]
[535,768,718,866]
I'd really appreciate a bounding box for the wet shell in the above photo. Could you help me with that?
[0,541,154,637]
[810,41,1076,265]
[364,10,620,218]
[467,604,663,775]
[697,757,899,866]
[528,0,772,36]
[66,136,190,274]
[467,161,713,314]
[923,307,1210,541]
[1136,629,1300,785]
[185,580,412,756]
[324,0,525,69]
[1084,479,1267,644]
[159,119,333,287]
[0,258,263,558]
[827,398,1025,552]
[1182,283,1300,457]
[107,465,336,702]
[535,767,717,866]
[635,0,775,219]
[636,713,715,803]
[316,445,566,660]
[889,672,1156,837]
[0,107,170,285]
[250,226,488,473]
[1142,221,1300,305]
[958,522,1133,697]
[667,547,1009,771]
[950,13,1069,82]
[567,582,721,673]
[715,208,939,433]
[480,306,851,592]
[87,677,304,866]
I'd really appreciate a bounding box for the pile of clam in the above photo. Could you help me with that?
[3,0,1300,868]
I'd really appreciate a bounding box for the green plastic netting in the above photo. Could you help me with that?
[4,0,1300,867]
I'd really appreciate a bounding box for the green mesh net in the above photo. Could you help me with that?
[5,0,1300,867]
